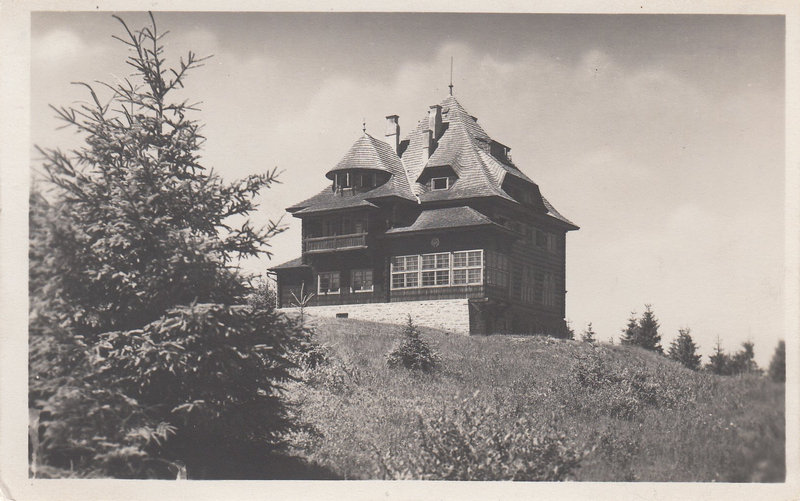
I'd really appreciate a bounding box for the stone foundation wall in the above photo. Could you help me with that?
[279,299,471,335]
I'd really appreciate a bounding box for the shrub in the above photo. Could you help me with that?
[248,276,278,311]
[386,316,441,372]
[566,350,680,420]
[391,405,585,480]
[33,303,305,479]
[292,330,330,371]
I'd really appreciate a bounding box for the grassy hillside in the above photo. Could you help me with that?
[284,316,784,481]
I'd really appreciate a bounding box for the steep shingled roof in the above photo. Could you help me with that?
[385,206,504,234]
[542,195,578,229]
[327,134,405,179]
[286,133,416,215]
[286,94,576,230]
[401,95,542,203]
[288,193,378,215]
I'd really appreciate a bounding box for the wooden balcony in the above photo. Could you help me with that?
[303,233,368,254]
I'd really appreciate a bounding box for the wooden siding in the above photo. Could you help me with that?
[278,196,572,335]
[471,198,570,326]
[390,285,485,302]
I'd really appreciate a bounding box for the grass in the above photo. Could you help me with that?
[284,316,785,481]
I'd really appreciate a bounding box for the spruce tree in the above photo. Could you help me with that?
[620,311,639,346]
[768,340,785,383]
[581,322,597,343]
[636,304,663,353]
[731,341,760,375]
[386,316,441,372]
[29,14,299,479]
[705,337,731,376]
[668,328,701,370]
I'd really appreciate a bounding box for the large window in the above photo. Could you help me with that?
[511,263,523,300]
[547,233,558,253]
[421,252,450,286]
[522,266,536,304]
[533,271,556,306]
[485,250,509,290]
[391,250,483,290]
[351,269,373,292]
[543,272,556,306]
[391,255,419,289]
[535,229,558,252]
[317,272,340,295]
[452,250,482,285]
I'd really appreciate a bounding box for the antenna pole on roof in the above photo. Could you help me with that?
[449,57,454,96]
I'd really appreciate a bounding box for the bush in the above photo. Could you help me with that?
[292,330,330,371]
[386,317,441,372]
[248,276,278,311]
[33,303,305,479]
[390,405,585,480]
[565,350,680,420]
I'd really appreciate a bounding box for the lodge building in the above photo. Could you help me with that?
[270,92,578,335]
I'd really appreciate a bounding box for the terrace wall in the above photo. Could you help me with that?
[279,298,471,335]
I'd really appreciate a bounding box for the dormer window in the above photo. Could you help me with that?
[337,172,352,189]
[355,172,377,190]
[432,177,449,190]
[333,170,387,192]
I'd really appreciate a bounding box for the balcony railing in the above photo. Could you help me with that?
[304,233,368,253]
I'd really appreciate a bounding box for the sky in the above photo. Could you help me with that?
[30,12,786,366]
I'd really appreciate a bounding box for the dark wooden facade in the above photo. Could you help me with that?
[271,94,578,336]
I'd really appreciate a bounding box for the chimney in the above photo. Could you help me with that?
[422,129,433,161]
[385,115,400,154]
[428,105,442,139]
[422,105,442,162]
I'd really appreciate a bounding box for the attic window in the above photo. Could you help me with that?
[431,177,449,190]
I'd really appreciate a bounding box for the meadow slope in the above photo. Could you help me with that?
[285,316,784,481]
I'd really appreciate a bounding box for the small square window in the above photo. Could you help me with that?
[432,177,449,190]
[351,269,373,292]
[318,272,340,294]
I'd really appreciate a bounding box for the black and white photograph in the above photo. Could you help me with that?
[0,2,798,500]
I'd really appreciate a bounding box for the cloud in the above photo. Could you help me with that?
[30,19,783,365]
[33,29,98,64]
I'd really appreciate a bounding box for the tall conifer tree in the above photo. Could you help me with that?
[29,13,301,479]
[668,328,701,370]
[636,304,662,353]
[705,336,731,375]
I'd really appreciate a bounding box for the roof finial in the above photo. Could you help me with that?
[362,118,366,135]
[449,56,454,96]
